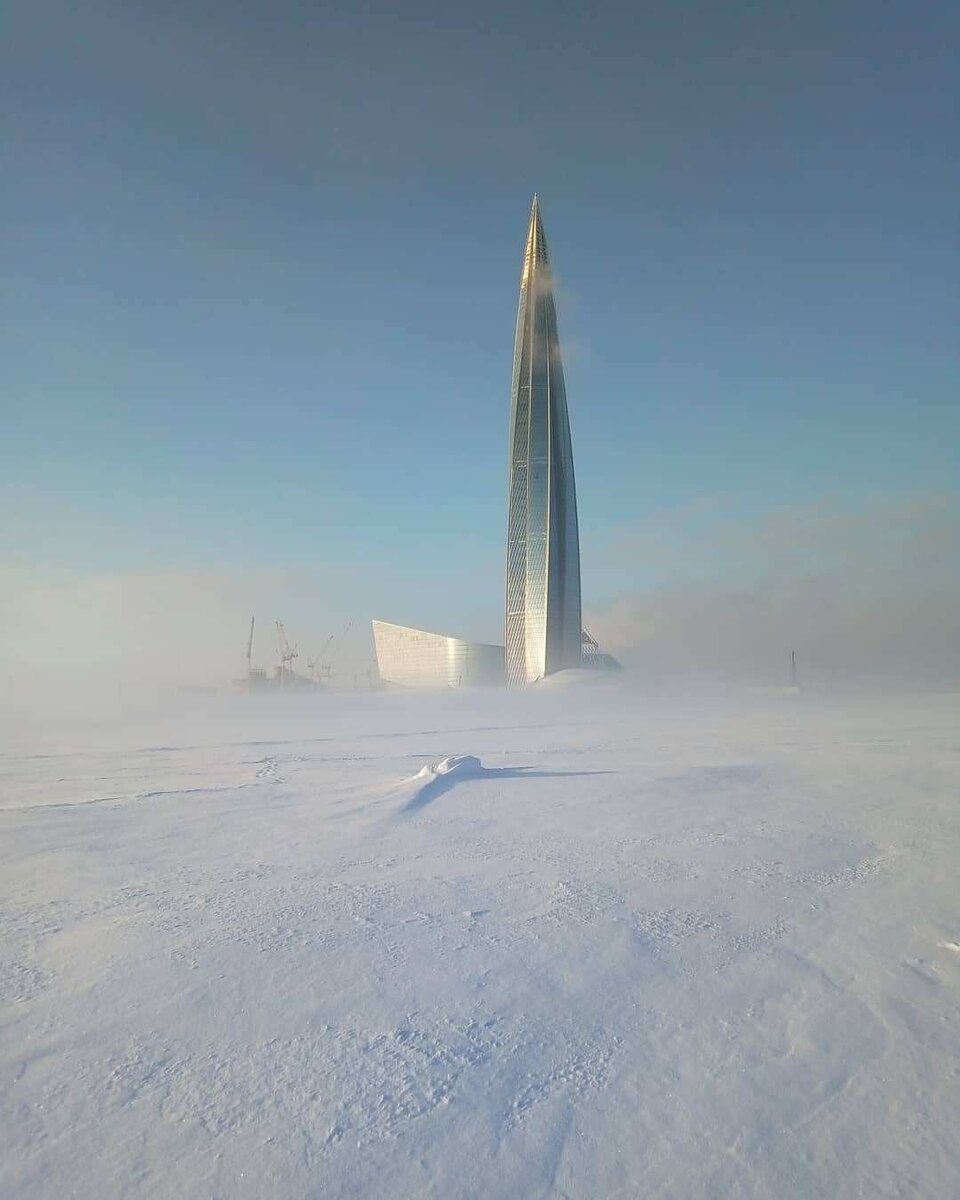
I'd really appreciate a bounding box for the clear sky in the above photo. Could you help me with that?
[2,0,958,691]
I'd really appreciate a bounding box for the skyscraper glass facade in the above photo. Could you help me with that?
[505,197,582,685]
[372,196,588,690]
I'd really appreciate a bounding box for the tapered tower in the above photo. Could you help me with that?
[505,196,582,685]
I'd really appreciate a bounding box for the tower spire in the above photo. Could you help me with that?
[505,198,582,685]
[521,193,549,286]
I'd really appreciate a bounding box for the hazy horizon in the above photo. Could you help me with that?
[3,0,958,700]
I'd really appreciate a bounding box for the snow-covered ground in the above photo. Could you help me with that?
[2,682,959,1198]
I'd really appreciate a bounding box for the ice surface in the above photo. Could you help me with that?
[2,684,959,1198]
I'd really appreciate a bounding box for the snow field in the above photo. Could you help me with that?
[2,686,959,1198]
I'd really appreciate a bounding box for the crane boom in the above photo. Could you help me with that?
[275,619,298,683]
[326,620,353,667]
[246,616,255,668]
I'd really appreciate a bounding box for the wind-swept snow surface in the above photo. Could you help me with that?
[2,686,959,1198]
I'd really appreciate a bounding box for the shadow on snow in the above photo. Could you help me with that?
[401,764,612,815]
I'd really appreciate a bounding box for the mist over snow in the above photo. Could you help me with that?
[2,490,957,710]
[0,565,385,708]
[584,491,960,688]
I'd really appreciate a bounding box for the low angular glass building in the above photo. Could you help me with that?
[372,620,504,689]
[505,196,582,685]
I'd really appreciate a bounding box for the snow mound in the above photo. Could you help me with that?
[415,755,483,780]
[400,755,486,814]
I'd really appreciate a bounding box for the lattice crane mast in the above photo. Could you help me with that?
[275,619,298,683]
[246,616,255,673]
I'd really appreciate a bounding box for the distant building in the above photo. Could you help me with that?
[505,196,582,685]
[581,628,621,672]
[372,620,504,689]
[372,197,609,690]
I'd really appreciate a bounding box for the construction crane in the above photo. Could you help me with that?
[275,619,298,684]
[320,620,353,683]
[246,616,255,674]
[307,633,335,685]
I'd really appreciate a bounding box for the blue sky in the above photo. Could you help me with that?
[2,0,958,685]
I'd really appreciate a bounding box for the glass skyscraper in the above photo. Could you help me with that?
[505,196,582,685]
[372,196,592,690]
